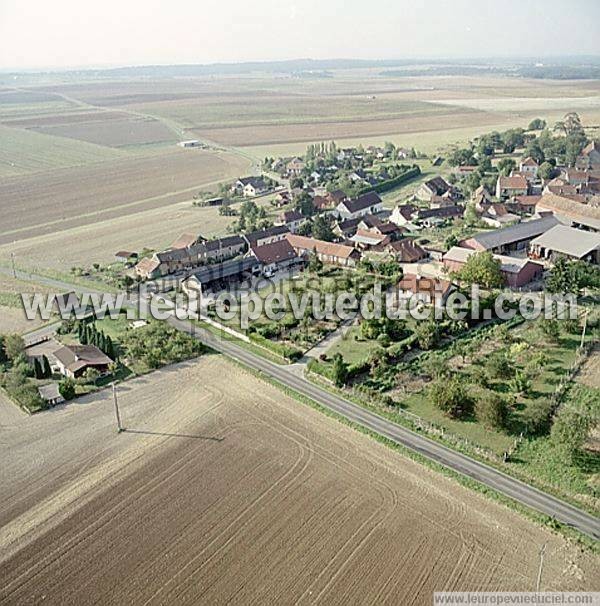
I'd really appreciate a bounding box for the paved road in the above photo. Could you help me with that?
[169,316,600,541]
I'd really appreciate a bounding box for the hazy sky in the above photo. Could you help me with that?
[1,0,599,70]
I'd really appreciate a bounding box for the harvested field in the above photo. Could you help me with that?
[0,148,250,243]
[0,198,241,272]
[30,117,177,148]
[0,110,132,128]
[0,305,45,334]
[0,355,598,604]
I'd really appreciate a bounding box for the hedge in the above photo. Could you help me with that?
[248,332,303,362]
[358,166,421,195]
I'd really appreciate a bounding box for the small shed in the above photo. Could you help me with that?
[38,383,65,406]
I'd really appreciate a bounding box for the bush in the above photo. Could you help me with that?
[475,392,509,429]
[59,378,77,401]
[486,352,513,380]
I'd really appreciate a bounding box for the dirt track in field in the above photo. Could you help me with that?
[0,148,249,245]
[1,356,598,605]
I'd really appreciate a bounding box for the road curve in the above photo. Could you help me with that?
[169,317,600,541]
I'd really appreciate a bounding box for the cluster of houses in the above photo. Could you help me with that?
[130,141,600,309]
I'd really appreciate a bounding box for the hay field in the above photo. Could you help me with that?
[0,148,250,244]
[1,355,597,604]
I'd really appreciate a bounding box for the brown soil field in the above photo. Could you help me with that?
[0,110,132,128]
[31,117,177,148]
[190,109,504,147]
[0,148,250,244]
[0,355,597,605]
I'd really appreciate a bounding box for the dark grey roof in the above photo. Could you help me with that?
[238,176,268,188]
[340,192,382,213]
[416,205,463,220]
[250,239,298,265]
[205,235,245,251]
[470,216,560,250]
[423,176,451,195]
[189,258,259,285]
[244,225,289,245]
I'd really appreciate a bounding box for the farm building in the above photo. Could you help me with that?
[285,234,360,267]
[414,205,463,227]
[350,229,391,250]
[336,192,383,220]
[286,157,305,176]
[529,225,600,264]
[443,246,543,288]
[115,251,138,263]
[184,258,260,292]
[460,215,560,254]
[576,140,600,170]
[178,140,202,148]
[38,384,65,406]
[390,204,418,226]
[54,345,112,379]
[536,193,600,232]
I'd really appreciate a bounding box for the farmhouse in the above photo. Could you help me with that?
[286,157,305,176]
[460,215,560,254]
[54,344,112,379]
[244,225,290,248]
[443,246,543,288]
[205,235,246,261]
[390,204,418,226]
[286,234,360,267]
[372,238,427,263]
[250,239,301,275]
[414,205,463,226]
[275,209,304,233]
[235,176,270,197]
[496,174,529,200]
[519,157,539,180]
[576,140,600,170]
[480,203,520,228]
[336,192,383,220]
[396,273,454,306]
[529,225,600,264]
[417,177,456,203]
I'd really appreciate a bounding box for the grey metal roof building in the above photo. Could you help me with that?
[462,216,560,252]
[530,225,600,262]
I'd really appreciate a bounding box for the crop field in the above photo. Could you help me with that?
[0,148,250,244]
[29,117,178,148]
[1,355,597,604]
[0,124,124,178]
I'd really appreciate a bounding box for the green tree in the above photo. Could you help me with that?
[475,392,509,429]
[486,352,513,380]
[59,378,77,400]
[545,257,579,294]
[414,319,439,350]
[538,161,554,180]
[4,334,25,361]
[538,318,561,343]
[509,369,531,396]
[455,251,503,289]
[42,355,52,379]
[307,251,323,273]
[430,374,473,419]
[33,357,43,379]
[497,158,516,177]
[332,353,348,387]
[312,215,335,242]
[528,118,547,131]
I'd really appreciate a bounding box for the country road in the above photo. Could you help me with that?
[7,266,600,540]
[168,316,600,541]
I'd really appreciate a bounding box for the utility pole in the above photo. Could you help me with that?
[536,543,546,592]
[10,252,16,279]
[112,383,123,433]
